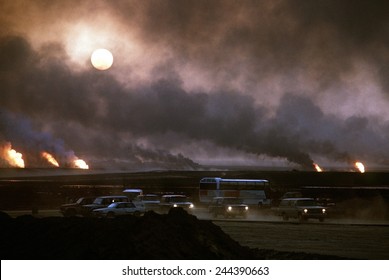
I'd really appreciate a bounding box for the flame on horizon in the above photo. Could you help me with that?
[355,161,365,173]
[41,151,59,167]
[2,143,25,168]
[73,158,89,169]
[313,163,323,172]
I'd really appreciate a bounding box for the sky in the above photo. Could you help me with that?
[0,0,388,171]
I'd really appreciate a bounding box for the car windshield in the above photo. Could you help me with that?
[108,203,119,208]
[296,200,317,206]
[169,196,187,202]
[223,198,243,204]
[142,196,159,201]
[77,197,94,205]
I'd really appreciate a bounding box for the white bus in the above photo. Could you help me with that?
[199,177,272,208]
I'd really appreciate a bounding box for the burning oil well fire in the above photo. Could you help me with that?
[72,158,89,169]
[1,143,25,168]
[41,151,59,167]
[355,161,365,173]
[312,161,366,173]
[313,163,323,172]
[1,142,89,169]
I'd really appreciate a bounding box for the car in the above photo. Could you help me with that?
[275,198,327,222]
[60,196,96,217]
[136,194,161,211]
[281,191,303,199]
[208,197,249,218]
[81,195,129,216]
[315,197,340,217]
[123,188,143,200]
[159,195,194,213]
[93,202,145,218]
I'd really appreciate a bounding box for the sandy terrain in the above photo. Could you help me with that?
[215,219,389,259]
[2,208,388,259]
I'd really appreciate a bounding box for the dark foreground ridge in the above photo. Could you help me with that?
[0,209,343,259]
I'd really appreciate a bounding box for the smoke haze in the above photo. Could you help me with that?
[0,0,388,170]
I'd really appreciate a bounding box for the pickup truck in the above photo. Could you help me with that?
[60,197,96,217]
[274,198,327,222]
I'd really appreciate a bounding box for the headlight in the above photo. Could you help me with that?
[227,206,232,211]
[322,208,326,213]
[303,209,308,214]
[173,204,178,207]
[189,204,194,208]
[245,206,249,211]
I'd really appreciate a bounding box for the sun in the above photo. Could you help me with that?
[91,48,113,70]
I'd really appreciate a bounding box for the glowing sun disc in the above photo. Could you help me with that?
[91,48,113,70]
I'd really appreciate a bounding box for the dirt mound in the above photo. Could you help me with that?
[0,208,340,259]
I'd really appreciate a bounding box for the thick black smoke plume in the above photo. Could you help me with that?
[1,1,389,169]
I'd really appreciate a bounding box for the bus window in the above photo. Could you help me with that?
[199,177,271,207]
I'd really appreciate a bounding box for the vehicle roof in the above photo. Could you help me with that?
[77,196,96,199]
[109,201,131,204]
[161,194,186,197]
[96,195,128,198]
[281,197,314,201]
[123,189,143,193]
[200,177,269,183]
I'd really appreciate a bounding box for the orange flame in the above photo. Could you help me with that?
[313,163,323,172]
[355,161,365,173]
[2,143,25,168]
[73,158,89,169]
[41,151,59,167]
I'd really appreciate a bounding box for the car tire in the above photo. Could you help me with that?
[107,212,115,218]
[134,211,140,217]
[282,213,289,221]
[298,213,305,222]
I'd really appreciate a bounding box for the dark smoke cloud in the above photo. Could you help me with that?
[109,0,388,93]
[2,35,389,170]
[0,1,389,170]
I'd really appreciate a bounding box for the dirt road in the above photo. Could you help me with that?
[214,220,389,259]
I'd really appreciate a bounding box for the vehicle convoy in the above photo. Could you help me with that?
[159,195,194,213]
[82,195,129,216]
[60,197,96,217]
[274,198,327,222]
[199,177,272,208]
[93,202,145,218]
[208,197,249,218]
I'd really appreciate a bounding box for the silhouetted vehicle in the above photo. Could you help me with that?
[82,195,129,216]
[159,195,194,213]
[60,197,96,217]
[93,202,145,218]
[136,194,160,211]
[208,197,249,218]
[281,191,303,199]
[275,198,327,222]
